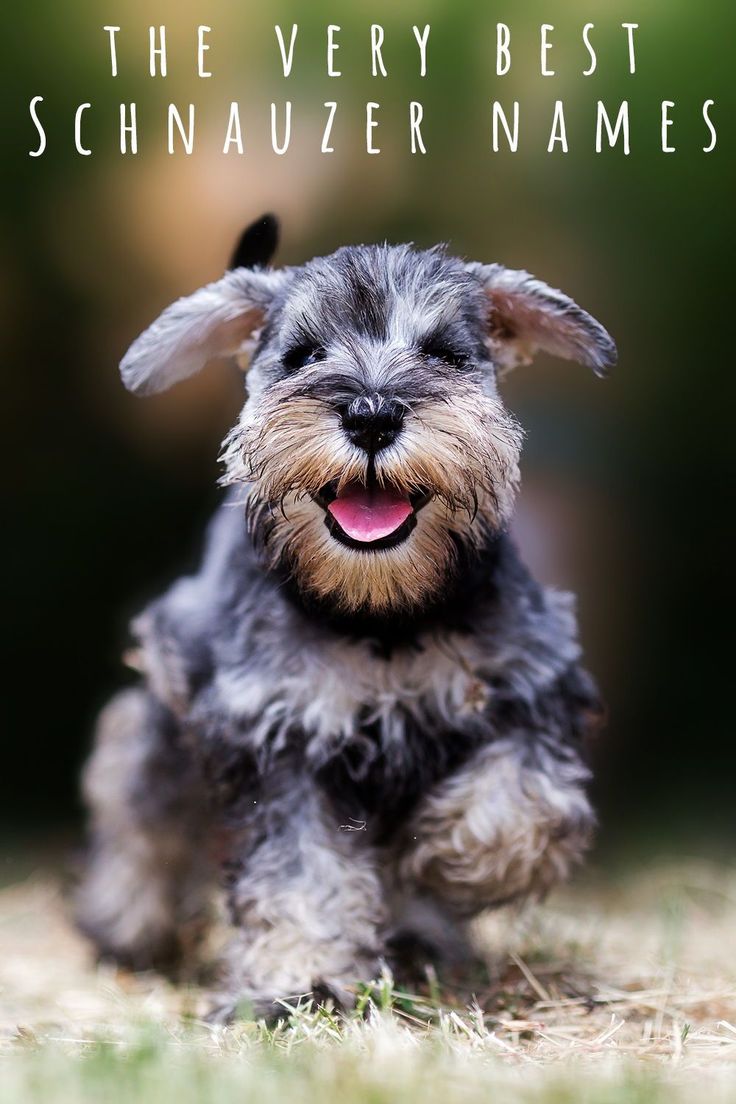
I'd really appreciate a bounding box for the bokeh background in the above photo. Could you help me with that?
[2,0,734,859]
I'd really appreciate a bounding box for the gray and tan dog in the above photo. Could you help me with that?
[77,215,616,1018]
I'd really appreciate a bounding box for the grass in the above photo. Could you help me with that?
[2,855,736,1102]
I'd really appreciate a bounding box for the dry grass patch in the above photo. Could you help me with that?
[1,855,735,1102]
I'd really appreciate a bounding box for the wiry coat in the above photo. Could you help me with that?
[77,223,614,1018]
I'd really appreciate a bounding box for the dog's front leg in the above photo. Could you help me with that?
[214,757,386,1020]
[395,735,595,920]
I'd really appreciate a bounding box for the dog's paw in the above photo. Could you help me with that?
[206,995,293,1025]
[309,978,356,1014]
[206,978,356,1025]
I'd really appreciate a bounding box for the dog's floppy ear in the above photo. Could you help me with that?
[468,263,617,377]
[230,213,279,270]
[120,267,289,395]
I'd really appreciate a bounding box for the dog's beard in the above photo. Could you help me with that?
[221,385,522,612]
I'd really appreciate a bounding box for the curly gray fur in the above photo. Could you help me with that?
[77,226,614,1017]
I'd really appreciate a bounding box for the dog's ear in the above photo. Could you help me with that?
[229,213,279,270]
[120,268,289,395]
[468,263,617,377]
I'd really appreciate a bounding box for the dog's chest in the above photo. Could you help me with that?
[214,630,491,758]
[213,631,491,831]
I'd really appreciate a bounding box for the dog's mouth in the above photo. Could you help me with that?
[313,480,431,551]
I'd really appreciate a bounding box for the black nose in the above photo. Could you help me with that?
[341,395,405,454]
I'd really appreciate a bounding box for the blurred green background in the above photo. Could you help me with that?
[2,0,734,856]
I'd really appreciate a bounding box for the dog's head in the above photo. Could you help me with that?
[121,216,616,614]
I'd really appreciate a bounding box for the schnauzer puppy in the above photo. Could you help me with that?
[77,215,616,1017]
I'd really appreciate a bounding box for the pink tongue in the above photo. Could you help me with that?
[328,485,413,542]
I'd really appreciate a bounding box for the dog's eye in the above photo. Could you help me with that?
[420,340,468,370]
[283,343,325,373]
